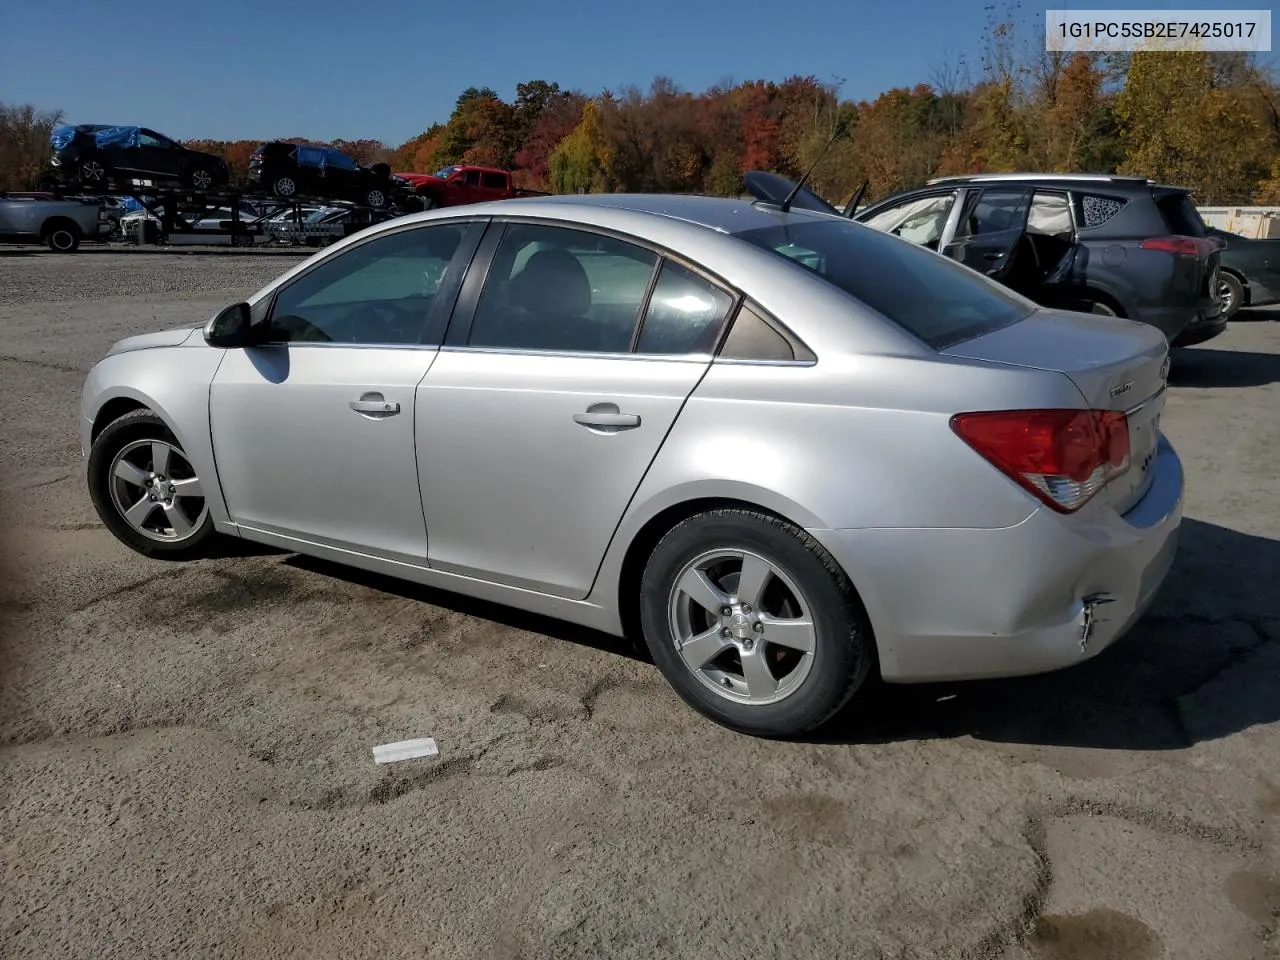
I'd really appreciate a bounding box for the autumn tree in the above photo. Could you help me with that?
[1116,51,1271,203]
[0,101,65,191]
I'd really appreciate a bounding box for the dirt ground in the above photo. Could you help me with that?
[1,251,1277,960]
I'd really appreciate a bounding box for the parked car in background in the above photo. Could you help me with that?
[81,192,1182,737]
[1206,226,1280,318]
[405,165,546,209]
[248,142,402,208]
[853,174,1225,349]
[50,125,230,192]
[0,195,110,251]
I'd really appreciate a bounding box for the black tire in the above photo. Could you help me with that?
[1218,272,1244,319]
[364,187,387,209]
[87,410,216,560]
[638,508,874,737]
[43,219,81,253]
[418,193,439,210]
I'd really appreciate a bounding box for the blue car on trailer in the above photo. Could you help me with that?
[247,141,404,209]
[50,124,230,191]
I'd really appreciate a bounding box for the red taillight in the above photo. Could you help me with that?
[1140,236,1214,257]
[950,409,1130,513]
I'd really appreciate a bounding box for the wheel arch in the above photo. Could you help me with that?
[606,486,875,656]
[40,216,82,240]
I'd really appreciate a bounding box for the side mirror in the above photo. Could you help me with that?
[204,301,252,348]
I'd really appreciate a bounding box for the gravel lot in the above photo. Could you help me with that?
[1,251,1277,960]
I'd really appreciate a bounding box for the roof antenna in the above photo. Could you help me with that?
[842,179,868,218]
[780,127,844,214]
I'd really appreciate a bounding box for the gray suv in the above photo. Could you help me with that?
[854,174,1225,348]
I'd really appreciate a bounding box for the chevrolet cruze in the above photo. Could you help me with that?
[80,191,1184,736]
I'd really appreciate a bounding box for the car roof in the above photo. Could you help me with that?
[483,192,840,235]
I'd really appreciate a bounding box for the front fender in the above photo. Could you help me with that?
[82,345,232,526]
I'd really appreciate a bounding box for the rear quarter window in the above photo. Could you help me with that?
[732,219,1033,350]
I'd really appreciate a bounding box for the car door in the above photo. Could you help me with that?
[941,186,1033,286]
[478,170,510,201]
[209,219,485,563]
[416,221,737,599]
[131,129,182,178]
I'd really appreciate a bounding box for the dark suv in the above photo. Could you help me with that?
[50,125,230,192]
[853,174,1225,348]
[248,142,403,209]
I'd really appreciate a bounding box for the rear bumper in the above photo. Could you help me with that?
[1171,311,1229,348]
[815,436,1184,683]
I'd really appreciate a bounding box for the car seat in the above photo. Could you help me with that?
[502,249,601,351]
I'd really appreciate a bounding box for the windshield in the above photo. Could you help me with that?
[732,219,1034,350]
[434,166,458,179]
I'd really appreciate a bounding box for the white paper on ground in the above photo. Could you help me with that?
[372,738,440,764]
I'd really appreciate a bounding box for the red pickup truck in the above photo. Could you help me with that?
[394,165,547,209]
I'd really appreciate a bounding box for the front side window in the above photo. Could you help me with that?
[462,170,482,186]
[468,224,657,354]
[733,219,1033,350]
[268,224,469,345]
[862,193,957,249]
[139,131,170,148]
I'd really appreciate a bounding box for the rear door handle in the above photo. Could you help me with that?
[574,412,640,428]
[350,392,400,417]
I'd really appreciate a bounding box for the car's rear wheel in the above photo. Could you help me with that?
[639,508,874,736]
[87,410,215,560]
[1218,272,1244,319]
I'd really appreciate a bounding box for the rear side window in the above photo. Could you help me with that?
[635,261,733,355]
[480,172,507,189]
[955,188,1031,238]
[1080,195,1126,229]
[1155,191,1206,237]
[732,219,1033,350]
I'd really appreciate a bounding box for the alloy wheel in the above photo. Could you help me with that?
[667,549,817,705]
[274,177,296,197]
[107,439,208,543]
[191,168,213,190]
[81,160,104,181]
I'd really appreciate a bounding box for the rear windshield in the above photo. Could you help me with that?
[1155,191,1206,237]
[732,219,1033,349]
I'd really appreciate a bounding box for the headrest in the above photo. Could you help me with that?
[506,249,591,317]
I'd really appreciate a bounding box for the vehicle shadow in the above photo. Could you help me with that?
[276,518,1275,750]
[820,516,1279,750]
[281,553,648,663]
[1170,347,1280,388]
[1231,306,1279,323]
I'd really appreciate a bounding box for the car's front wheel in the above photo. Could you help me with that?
[87,410,216,560]
[271,176,298,198]
[639,508,874,736]
[364,187,387,208]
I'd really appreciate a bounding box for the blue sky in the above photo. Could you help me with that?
[0,0,1273,146]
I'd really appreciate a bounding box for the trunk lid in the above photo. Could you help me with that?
[944,308,1170,513]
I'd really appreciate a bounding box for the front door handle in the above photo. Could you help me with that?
[982,251,1005,261]
[573,402,640,432]
[350,392,400,417]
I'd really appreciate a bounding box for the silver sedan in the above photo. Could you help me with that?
[79,193,1184,736]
